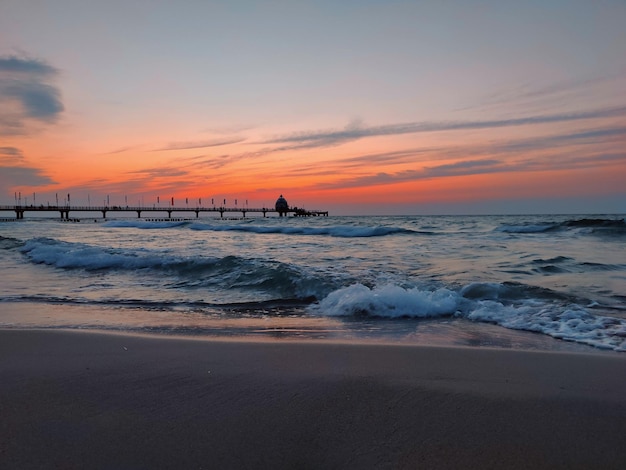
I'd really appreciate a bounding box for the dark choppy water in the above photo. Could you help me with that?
[1,214,625,351]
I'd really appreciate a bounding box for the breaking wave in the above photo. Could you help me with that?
[496,217,626,235]
[94,219,431,237]
[189,222,420,237]
[104,220,190,229]
[0,235,24,250]
[17,237,339,301]
[309,282,626,351]
[80,216,626,238]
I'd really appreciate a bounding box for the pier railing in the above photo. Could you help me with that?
[0,205,328,220]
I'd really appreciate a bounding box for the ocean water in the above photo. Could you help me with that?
[1,214,625,352]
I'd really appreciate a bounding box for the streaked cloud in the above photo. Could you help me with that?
[551,126,626,141]
[423,159,505,177]
[463,72,626,115]
[0,55,64,135]
[302,121,626,191]
[264,106,626,150]
[200,124,255,135]
[183,154,234,171]
[315,159,511,190]
[268,121,625,183]
[493,125,626,154]
[0,146,24,156]
[0,55,57,76]
[127,167,190,178]
[316,145,626,190]
[102,146,137,155]
[0,146,25,164]
[155,137,246,151]
[0,145,57,192]
[0,166,56,188]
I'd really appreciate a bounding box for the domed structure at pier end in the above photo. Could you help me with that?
[275,195,289,217]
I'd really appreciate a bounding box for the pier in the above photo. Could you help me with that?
[0,204,329,220]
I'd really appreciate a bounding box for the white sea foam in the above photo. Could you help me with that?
[190,223,412,237]
[104,220,188,229]
[309,283,460,318]
[310,282,626,351]
[467,301,626,351]
[495,224,555,233]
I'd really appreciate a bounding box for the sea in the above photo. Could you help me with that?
[1,213,625,352]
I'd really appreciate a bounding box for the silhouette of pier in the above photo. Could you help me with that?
[0,204,329,220]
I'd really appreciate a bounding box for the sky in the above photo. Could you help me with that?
[0,0,625,215]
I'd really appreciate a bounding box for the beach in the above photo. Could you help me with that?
[1,329,625,469]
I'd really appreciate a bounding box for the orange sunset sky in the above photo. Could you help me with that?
[1,0,625,215]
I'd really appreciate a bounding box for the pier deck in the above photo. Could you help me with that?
[0,205,328,220]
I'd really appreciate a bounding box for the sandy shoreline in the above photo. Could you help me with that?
[1,329,625,469]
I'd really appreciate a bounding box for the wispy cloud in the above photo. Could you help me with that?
[423,159,505,177]
[554,126,626,141]
[0,146,25,164]
[0,146,24,156]
[102,146,137,155]
[0,55,57,76]
[327,148,442,169]
[493,125,626,154]
[0,55,64,135]
[315,159,511,189]
[253,121,625,186]
[301,121,626,191]
[262,106,626,150]
[155,137,246,151]
[0,166,56,189]
[0,145,57,191]
[320,147,626,190]
[460,72,626,115]
[182,154,235,171]
[127,167,190,178]
[69,171,203,198]
[200,124,255,135]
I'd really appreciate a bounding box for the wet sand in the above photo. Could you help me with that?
[1,329,625,469]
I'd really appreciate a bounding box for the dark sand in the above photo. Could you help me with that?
[1,330,625,469]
